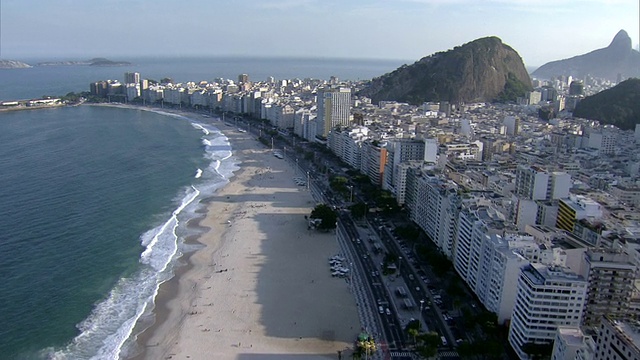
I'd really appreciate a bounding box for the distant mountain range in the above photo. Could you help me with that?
[573,78,640,130]
[532,30,640,81]
[37,58,132,67]
[0,59,32,69]
[358,36,532,105]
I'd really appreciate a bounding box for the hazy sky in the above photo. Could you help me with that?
[1,0,638,67]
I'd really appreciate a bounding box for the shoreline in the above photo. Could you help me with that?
[112,104,360,359]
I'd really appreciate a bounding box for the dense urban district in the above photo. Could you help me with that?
[4,31,640,360]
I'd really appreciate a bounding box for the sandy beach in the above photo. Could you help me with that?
[131,111,361,360]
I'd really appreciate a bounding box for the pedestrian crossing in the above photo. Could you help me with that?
[437,350,460,358]
[389,351,413,358]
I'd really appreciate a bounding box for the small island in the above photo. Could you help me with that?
[0,59,33,69]
[37,57,132,67]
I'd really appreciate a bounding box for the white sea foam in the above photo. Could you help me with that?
[49,114,239,360]
[192,123,210,135]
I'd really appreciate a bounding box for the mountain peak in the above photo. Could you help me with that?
[532,30,640,81]
[358,36,531,104]
[608,29,631,50]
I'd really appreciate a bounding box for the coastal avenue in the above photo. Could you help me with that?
[229,113,458,359]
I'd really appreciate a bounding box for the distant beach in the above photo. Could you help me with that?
[112,106,362,359]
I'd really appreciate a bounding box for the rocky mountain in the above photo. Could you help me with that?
[532,30,640,81]
[358,36,532,105]
[0,59,32,69]
[572,78,640,130]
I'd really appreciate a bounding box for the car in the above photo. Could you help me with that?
[378,306,384,314]
[385,308,391,316]
[408,274,414,281]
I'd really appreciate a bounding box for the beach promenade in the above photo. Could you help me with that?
[132,113,361,360]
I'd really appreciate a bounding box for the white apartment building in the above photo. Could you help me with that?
[594,316,640,360]
[360,140,387,187]
[383,139,427,196]
[328,127,369,170]
[508,264,587,360]
[515,165,571,201]
[481,234,531,323]
[125,83,140,101]
[453,200,509,289]
[551,327,589,360]
[405,171,459,257]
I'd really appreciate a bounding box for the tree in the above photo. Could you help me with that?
[309,204,337,231]
[349,202,368,219]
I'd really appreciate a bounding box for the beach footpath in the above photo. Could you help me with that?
[132,113,361,360]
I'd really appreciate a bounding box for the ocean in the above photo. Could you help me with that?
[0,57,403,359]
[0,56,408,102]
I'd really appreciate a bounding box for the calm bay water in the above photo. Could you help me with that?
[0,57,400,359]
[0,56,408,102]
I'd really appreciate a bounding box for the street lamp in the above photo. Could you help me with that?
[420,299,424,312]
[349,185,354,203]
[398,256,402,275]
[307,171,310,190]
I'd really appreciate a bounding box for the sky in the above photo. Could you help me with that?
[1,0,638,67]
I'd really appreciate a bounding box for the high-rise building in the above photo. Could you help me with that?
[508,264,587,360]
[594,316,640,360]
[124,72,140,85]
[382,139,427,195]
[238,73,249,84]
[515,165,571,201]
[405,170,459,257]
[360,140,388,187]
[503,116,520,136]
[316,87,351,139]
[581,249,636,329]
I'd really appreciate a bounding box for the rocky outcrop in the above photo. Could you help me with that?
[0,60,32,69]
[532,30,640,81]
[358,36,532,105]
[573,78,640,130]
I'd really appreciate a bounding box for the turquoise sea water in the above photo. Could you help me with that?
[0,105,235,359]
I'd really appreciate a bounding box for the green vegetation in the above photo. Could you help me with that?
[573,78,640,130]
[404,319,439,358]
[394,225,420,242]
[329,176,349,196]
[495,72,531,103]
[349,202,368,219]
[359,36,531,104]
[309,204,337,231]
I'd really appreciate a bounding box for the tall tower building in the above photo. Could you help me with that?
[124,72,140,85]
[316,87,351,139]
[515,165,571,201]
[580,249,636,329]
[508,264,587,360]
[238,73,249,84]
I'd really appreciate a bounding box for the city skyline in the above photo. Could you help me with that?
[1,0,638,68]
